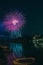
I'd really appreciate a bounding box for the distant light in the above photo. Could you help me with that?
[32,35,43,48]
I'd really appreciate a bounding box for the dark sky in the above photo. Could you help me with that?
[0,0,43,36]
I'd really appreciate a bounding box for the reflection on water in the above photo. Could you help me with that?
[10,43,23,58]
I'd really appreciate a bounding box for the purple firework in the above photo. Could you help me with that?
[3,11,25,31]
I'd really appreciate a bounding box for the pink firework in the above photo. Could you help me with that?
[3,11,25,31]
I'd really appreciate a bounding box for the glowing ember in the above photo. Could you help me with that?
[3,11,25,31]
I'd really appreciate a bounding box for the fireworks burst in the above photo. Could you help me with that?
[3,11,26,31]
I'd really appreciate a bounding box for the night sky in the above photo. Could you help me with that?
[0,1,43,65]
[0,0,43,36]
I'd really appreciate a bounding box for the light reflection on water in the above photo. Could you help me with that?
[10,43,23,58]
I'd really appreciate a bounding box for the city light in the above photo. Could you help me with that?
[32,35,43,48]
